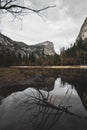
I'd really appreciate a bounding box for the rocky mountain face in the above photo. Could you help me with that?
[76,17,87,43]
[0,33,55,58]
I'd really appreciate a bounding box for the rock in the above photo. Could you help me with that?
[0,33,55,59]
[76,17,87,43]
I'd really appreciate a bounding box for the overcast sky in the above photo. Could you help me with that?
[0,0,87,53]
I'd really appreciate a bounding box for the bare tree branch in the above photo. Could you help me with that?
[0,0,56,15]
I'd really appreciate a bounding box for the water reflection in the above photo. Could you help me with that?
[60,74,87,112]
[0,75,87,130]
[75,86,87,111]
[0,75,56,99]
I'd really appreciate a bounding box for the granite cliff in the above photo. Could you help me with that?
[0,33,55,57]
[0,33,55,66]
[76,17,87,43]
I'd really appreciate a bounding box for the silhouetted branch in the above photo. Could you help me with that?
[0,0,56,16]
[21,89,87,120]
[16,88,87,130]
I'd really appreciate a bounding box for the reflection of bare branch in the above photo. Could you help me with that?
[18,88,87,130]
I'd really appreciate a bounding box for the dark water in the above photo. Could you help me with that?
[0,70,87,130]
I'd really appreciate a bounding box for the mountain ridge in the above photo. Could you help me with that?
[0,32,55,66]
[0,32,55,57]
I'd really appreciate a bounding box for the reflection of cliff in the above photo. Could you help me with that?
[0,74,56,98]
[61,73,87,111]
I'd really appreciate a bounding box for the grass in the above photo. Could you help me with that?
[0,67,87,88]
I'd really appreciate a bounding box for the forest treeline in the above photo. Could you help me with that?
[0,39,87,66]
[58,39,87,65]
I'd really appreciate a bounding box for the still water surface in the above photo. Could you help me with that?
[0,76,87,130]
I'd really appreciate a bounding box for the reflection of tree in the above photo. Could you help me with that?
[0,75,56,99]
[19,88,87,130]
[60,73,87,113]
[75,87,87,111]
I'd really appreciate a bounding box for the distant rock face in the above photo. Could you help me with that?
[76,18,87,42]
[0,33,55,58]
[31,41,55,57]
[0,33,29,58]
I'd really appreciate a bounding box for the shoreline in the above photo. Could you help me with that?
[0,66,87,88]
[10,65,87,69]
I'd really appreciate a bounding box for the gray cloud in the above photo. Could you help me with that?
[0,0,87,53]
[61,0,87,20]
[29,0,56,8]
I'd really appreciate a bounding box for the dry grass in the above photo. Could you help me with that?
[0,67,87,87]
[0,68,26,86]
[0,67,56,87]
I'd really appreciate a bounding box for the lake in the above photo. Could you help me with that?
[0,68,87,130]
